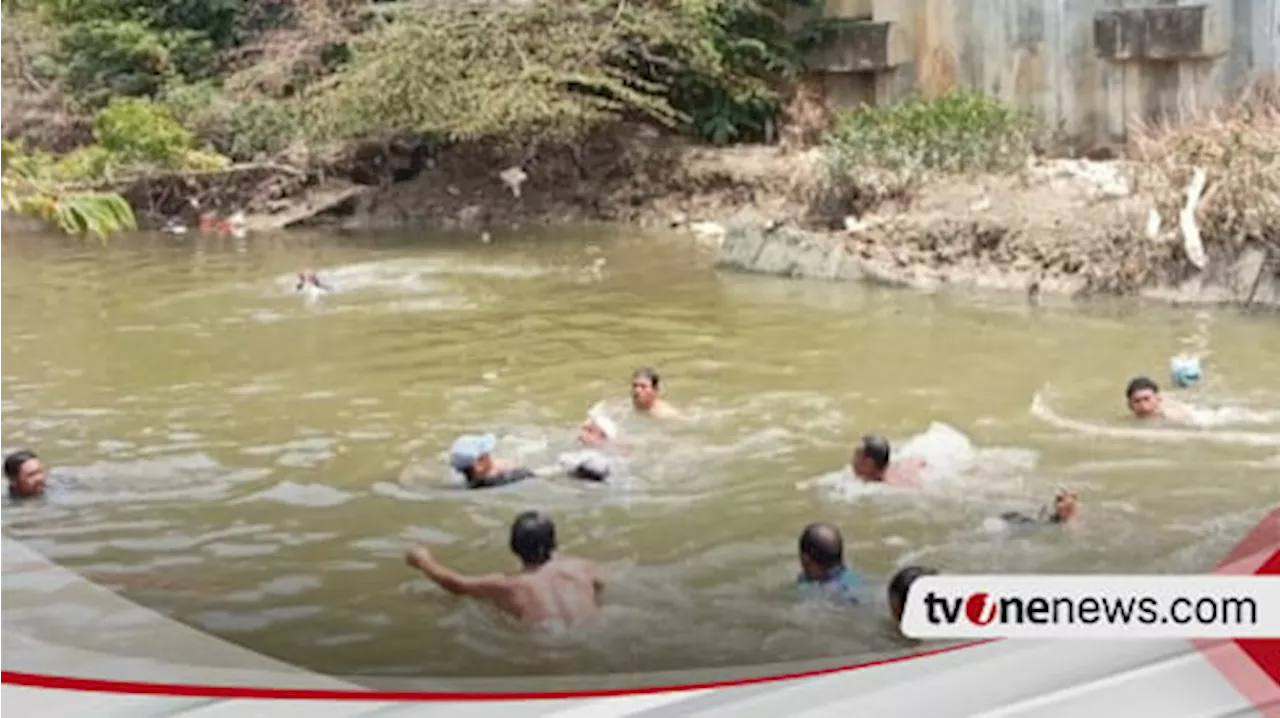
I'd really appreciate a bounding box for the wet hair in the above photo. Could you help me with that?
[2,447,37,499]
[4,449,37,482]
[888,565,938,612]
[857,435,891,470]
[631,367,660,389]
[509,510,557,565]
[1125,376,1160,400]
[798,522,843,570]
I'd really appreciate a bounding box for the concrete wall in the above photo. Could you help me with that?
[803,0,1280,149]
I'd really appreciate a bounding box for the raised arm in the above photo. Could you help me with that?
[405,546,509,601]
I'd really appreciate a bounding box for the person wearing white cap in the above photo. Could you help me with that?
[555,413,622,482]
[449,421,618,489]
[577,414,619,447]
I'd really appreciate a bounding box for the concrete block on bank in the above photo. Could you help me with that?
[1093,5,1228,62]
[806,21,910,73]
[715,224,850,280]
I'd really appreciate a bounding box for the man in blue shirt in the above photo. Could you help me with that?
[796,522,867,603]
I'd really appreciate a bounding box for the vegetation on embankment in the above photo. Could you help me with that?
[2,0,1276,304]
[2,0,840,236]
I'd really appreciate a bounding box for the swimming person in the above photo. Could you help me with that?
[449,434,537,489]
[1125,376,1194,423]
[577,414,619,448]
[4,449,47,500]
[851,435,924,486]
[887,565,938,627]
[449,430,616,488]
[296,269,333,303]
[997,489,1079,527]
[630,367,682,419]
[796,522,868,603]
[557,415,621,482]
[404,510,605,626]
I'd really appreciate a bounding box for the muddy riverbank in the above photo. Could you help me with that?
[295,130,1278,310]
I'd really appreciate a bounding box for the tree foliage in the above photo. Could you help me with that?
[2,140,138,240]
[304,0,820,145]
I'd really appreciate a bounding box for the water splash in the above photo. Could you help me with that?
[1030,392,1280,447]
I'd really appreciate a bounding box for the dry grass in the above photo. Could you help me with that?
[1130,73,1280,253]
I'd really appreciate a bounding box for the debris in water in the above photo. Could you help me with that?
[1179,167,1208,270]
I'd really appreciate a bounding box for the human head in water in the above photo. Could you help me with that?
[888,565,938,625]
[1125,376,1164,419]
[578,414,619,447]
[4,449,47,499]
[851,435,891,481]
[510,510,557,567]
[1049,488,1079,523]
[798,522,845,581]
[630,367,662,411]
[449,434,498,483]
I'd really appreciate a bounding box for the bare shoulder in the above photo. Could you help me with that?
[557,556,603,578]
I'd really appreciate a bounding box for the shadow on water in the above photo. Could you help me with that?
[2,226,1279,680]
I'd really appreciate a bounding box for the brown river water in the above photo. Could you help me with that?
[2,225,1278,685]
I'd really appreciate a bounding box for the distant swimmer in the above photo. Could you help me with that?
[296,269,333,302]
[404,510,605,626]
[851,435,924,486]
[796,522,868,604]
[887,565,938,628]
[449,434,537,489]
[997,488,1079,527]
[1125,376,1194,423]
[630,367,682,419]
[4,449,47,500]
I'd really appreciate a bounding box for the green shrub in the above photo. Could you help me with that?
[666,0,816,145]
[57,20,176,105]
[34,0,243,106]
[822,91,1042,175]
[161,82,299,160]
[92,96,195,165]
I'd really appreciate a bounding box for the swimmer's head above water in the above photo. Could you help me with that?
[448,433,499,483]
[4,449,47,499]
[510,510,557,568]
[798,522,845,582]
[1049,488,1079,523]
[578,414,619,447]
[1125,376,1164,419]
[851,435,891,481]
[888,565,938,626]
[630,367,662,412]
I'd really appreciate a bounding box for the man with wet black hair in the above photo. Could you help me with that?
[887,565,938,626]
[405,510,605,625]
[4,449,47,499]
[851,434,924,486]
[796,522,867,603]
[1125,376,1193,423]
[630,366,682,418]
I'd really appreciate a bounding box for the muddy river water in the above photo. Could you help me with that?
[2,226,1278,686]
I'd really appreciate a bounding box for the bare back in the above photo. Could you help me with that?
[495,557,603,625]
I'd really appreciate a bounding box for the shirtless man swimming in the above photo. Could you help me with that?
[630,367,682,419]
[851,435,924,486]
[1125,376,1194,423]
[404,511,605,626]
